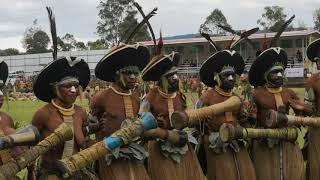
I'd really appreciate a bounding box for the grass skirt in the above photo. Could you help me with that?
[307,128,320,180]
[204,135,256,180]
[147,140,204,180]
[97,158,149,180]
[252,140,305,180]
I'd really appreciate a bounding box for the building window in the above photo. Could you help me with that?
[280,39,293,48]
[177,46,184,53]
[253,42,261,50]
[193,45,204,53]
[295,39,302,47]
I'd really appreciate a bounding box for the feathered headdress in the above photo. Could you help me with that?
[46,7,57,60]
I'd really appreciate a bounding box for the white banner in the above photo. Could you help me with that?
[285,68,304,78]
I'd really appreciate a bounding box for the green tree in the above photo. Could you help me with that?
[59,33,76,51]
[314,8,320,31]
[257,6,293,31]
[199,9,233,35]
[87,39,107,50]
[56,33,88,51]
[97,0,150,46]
[0,48,20,56]
[22,19,50,54]
[296,20,307,31]
[74,41,87,51]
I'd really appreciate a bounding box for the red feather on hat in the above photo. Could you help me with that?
[156,30,163,55]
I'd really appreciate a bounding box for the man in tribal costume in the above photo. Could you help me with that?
[31,56,94,179]
[139,51,204,180]
[304,38,320,180]
[249,47,307,180]
[0,60,21,167]
[197,50,256,180]
[90,44,151,180]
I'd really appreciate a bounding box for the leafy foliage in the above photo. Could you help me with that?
[0,48,20,56]
[199,9,233,35]
[97,0,150,47]
[314,8,320,31]
[257,6,293,31]
[22,19,50,54]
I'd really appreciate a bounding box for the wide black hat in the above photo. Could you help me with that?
[33,57,90,102]
[199,50,244,87]
[95,44,150,82]
[0,60,8,88]
[141,51,180,81]
[249,47,287,87]
[306,39,320,62]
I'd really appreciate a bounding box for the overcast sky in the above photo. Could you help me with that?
[0,0,319,51]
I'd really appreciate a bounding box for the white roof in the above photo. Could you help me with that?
[140,30,320,46]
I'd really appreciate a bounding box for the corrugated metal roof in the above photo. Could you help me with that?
[140,30,320,46]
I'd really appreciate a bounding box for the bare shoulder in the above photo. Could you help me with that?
[200,88,214,105]
[90,89,111,107]
[282,88,296,95]
[0,111,14,129]
[32,104,52,128]
[252,86,264,95]
[92,89,111,99]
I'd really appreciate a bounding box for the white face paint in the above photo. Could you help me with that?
[70,86,76,93]
[276,72,283,77]
[172,74,178,80]
[227,75,234,80]
[129,73,136,79]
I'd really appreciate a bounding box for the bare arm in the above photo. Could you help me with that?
[31,108,47,134]
[74,106,92,150]
[0,112,25,157]
[0,112,15,135]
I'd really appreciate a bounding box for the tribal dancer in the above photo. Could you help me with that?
[90,44,151,180]
[304,38,320,180]
[140,51,204,180]
[248,14,309,180]
[31,56,92,179]
[196,36,256,179]
[31,7,95,179]
[88,6,157,180]
[249,47,306,180]
[0,60,19,166]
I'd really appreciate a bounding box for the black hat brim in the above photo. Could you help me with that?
[142,52,180,81]
[249,47,287,87]
[33,57,90,102]
[95,44,150,82]
[306,39,320,62]
[200,50,244,87]
[0,60,8,86]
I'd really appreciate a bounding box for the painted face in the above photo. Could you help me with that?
[121,70,139,90]
[56,81,80,105]
[266,66,284,88]
[219,69,236,91]
[166,73,179,93]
